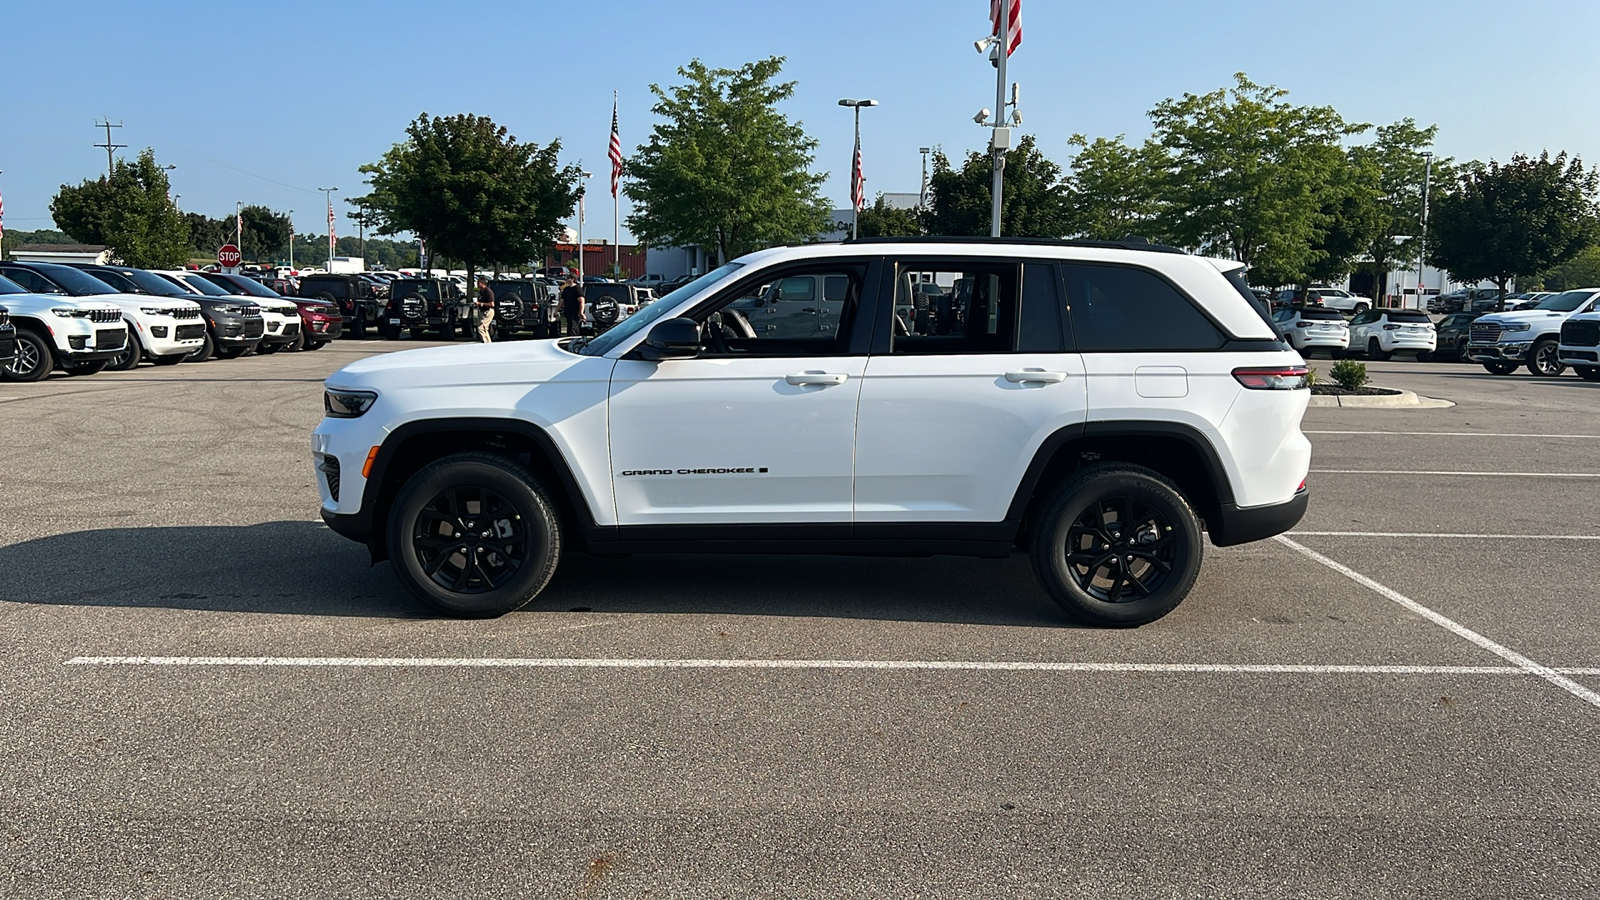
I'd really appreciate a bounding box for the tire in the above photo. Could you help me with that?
[150,353,184,366]
[4,330,54,382]
[257,341,282,355]
[1353,303,1369,315]
[62,360,107,376]
[1576,367,1600,382]
[106,326,143,371]
[349,309,367,339]
[1029,464,1203,627]
[289,330,306,352]
[1415,351,1433,363]
[386,452,562,618]
[379,320,401,341]
[186,331,214,363]
[1483,360,1519,375]
[1367,338,1392,361]
[1526,338,1565,377]
[305,340,327,351]
[215,345,247,360]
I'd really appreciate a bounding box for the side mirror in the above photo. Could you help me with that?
[640,317,702,361]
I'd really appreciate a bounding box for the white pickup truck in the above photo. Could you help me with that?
[1467,288,1600,376]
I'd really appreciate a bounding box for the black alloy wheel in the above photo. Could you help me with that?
[1031,464,1202,627]
[4,331,53,382]
[387,452,561,617]
[1526,338,1565,377]
[106,326,143,371]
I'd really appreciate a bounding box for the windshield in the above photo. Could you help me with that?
[107,268,193,295]
[34,264,120,296]
[579,263,743,356]
[1534,290,1597,312]
[170,273,231,296]
[208,273,279,298]
[0,275,26,295]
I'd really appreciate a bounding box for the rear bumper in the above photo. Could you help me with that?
[1208,487,1308,547]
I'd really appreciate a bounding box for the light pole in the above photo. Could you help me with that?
[575,170,592,283]
[919,147,931,209]
[1416,151,1434,311]
[838,99,878,239]
[234,200,242,268]
[288,210,294,270]
[975,23,1021,237]
[318,186,338,267]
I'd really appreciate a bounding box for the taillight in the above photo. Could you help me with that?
[1233,366,1310,390]
[1383,323,1401,330]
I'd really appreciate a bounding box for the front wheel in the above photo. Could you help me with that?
[62,360,107,376]
[150,353,185,366]
[257,341,282,355]
[385,452,562,618]
[106,326,143,371]
[1527,338,1565,376]
[4,331,55,382]
[1576,366,1600,382]
[186,332,214,363]
[1367,338,1392,361]
[1482,360,1519,375]
[1029,464,1203,627]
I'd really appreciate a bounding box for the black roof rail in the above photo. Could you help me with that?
[838,235,1186,255]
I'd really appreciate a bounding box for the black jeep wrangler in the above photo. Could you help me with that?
[487,278,560,339]
[299,274,384,339]
[379,278,469,340]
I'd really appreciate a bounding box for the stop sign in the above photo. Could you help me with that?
[217,244,242,268]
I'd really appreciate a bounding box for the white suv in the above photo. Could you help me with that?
[162,271,302,354]
[0,276,128,381]
[314,239,1312,627]
[1558,310,1600,381]
[1347,308,1437,360]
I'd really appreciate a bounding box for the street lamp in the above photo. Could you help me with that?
[838,99,878,240]
[318,186,338,268]
[575,170,592,282]
[919,147,931,209]
[1416,151,1434,311]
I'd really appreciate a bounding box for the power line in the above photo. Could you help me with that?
[93,119,126,177]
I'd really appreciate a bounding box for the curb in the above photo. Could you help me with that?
[1307,389,1455,409]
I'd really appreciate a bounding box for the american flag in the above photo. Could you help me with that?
[328,203,337,256]
[608,96,624,198]
[990,0,1022,56]
[850,132,865,212]
[0,184,5,247]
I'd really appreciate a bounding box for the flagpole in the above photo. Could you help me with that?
[990,2,1009,238]
[613,90,621,278]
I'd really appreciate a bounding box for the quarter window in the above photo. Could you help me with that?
[1061,263,1225,352]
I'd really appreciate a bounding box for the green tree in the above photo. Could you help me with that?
[356,112,579,286]
[1427,151,1600,308]
[1353,119,1453,299]
[1540,245,1600,291]
[50,149,189,267]
[239,205,291,263]
[625,57,831,262]
[1061,135,1163,241]
[1305,149,1385,284]
[923,134,1070,237]
[851,194,924,238]
[185,213,231,255]
[1148,73,1365,285]
[2,228,76,260]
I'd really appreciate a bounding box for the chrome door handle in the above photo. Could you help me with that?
[785,372,848,386]
[1005,369,1068,384]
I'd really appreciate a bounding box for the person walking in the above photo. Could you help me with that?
[474,275,495,343]
[560,276,586,336]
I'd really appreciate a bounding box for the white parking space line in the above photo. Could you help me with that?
[1311,469,1600,478]
[1306,430,1600,439]
[1274,536,1600,711]
[58,657,1599,676]
[1292,531,1600,541]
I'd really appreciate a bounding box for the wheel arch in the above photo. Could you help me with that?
[361,417,598,562]
[1006,421,1235,542]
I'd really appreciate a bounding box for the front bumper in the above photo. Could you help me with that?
[1208,487,1308,547]
[261,316,302,345]
[1467,341,1530,362]
[304,317,343,340]
[1558,345,1599,365]
[141,317,206,357]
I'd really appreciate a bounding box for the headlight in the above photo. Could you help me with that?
[51,307,90,318]
[1500,323,1531,333]
[324,389,378,418]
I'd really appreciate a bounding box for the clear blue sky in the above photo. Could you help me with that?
[3,0,1597,247]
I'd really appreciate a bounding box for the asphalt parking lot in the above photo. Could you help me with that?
[2,345,1597,899]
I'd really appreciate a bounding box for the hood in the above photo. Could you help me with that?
[87,292,201,312]
[220,292,295,312]
[327,338,588,391]
[1477,309,1571,326]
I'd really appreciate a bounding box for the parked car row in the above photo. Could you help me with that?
[0,261,344,382]
[1271,306,1439,360]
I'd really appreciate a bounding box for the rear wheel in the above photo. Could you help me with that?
[1367,338,1392,361]
[1482,360,1519,375]
[1353,302,1369,315]
[386,452,562,618]
[4,331,54,382]
[1527,338,1564,376]
[106,326,143,371]
[1029,464,1203,627]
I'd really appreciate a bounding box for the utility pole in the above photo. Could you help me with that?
[93,119,126,177]
[575,170,592,283]
[288,210,294,270]
[919,147,931,209]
